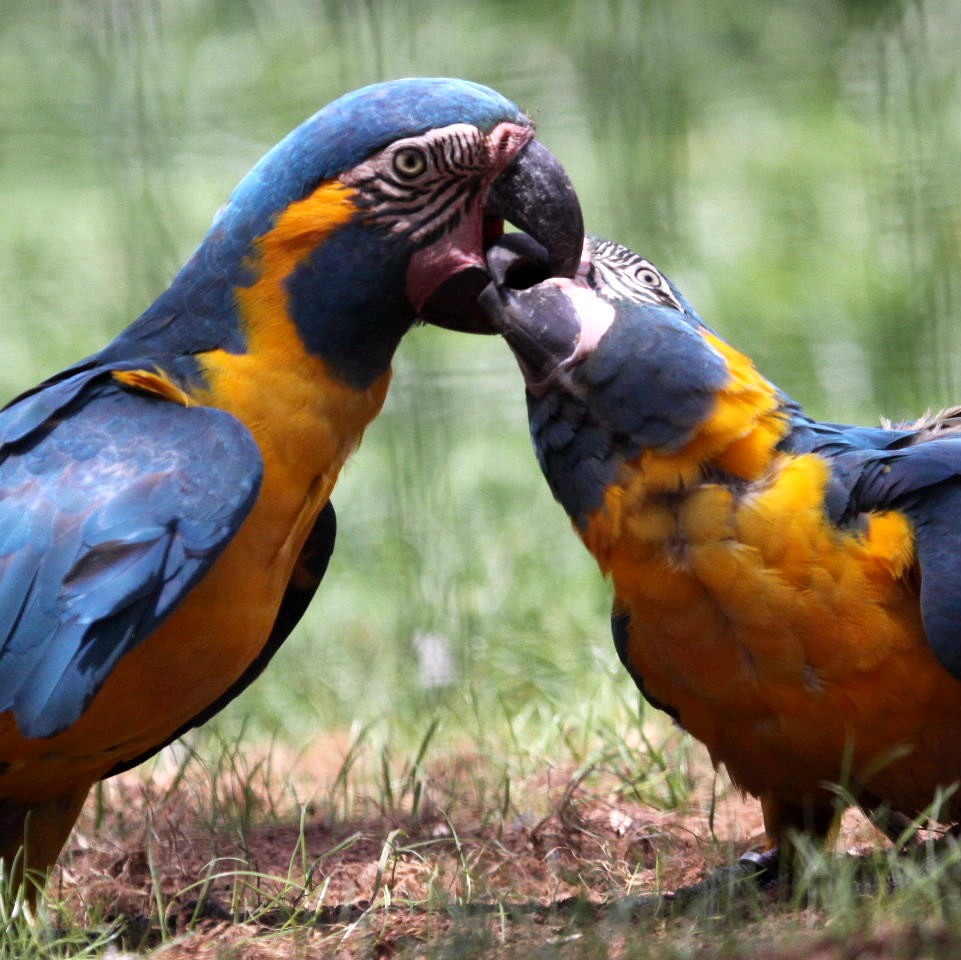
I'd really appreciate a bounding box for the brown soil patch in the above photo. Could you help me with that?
[41,739,910,958]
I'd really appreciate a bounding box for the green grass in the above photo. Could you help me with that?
[6,714,961,958]
[1,0,961,956]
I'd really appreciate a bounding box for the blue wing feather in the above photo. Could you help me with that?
[0,375,262,738]
[808,429,961,682]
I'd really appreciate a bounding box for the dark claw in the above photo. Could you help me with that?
[738,848,781,890]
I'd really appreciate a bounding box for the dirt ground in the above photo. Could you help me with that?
[42,742,945,959]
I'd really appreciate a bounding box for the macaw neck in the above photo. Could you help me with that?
[530,314,794,529]
[278,220,416,390]
[101,182,416,393]
[96,190,403,544]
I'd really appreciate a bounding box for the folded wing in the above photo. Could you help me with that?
[0,374,262,738]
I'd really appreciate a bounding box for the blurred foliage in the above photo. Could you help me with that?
[0,0,959,746]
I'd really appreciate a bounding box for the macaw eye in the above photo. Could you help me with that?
[392,147,428,179]
[636,267,664,287]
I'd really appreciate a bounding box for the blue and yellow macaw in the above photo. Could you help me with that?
[0,78,583,887]
[482,233,961,873]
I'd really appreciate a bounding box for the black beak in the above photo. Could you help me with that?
[478,234,583,386]
[486,139,584,279]
[420,138,584,333]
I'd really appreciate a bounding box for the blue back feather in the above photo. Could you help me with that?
[0,375,262,738]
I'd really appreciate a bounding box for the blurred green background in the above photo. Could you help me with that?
[1,1,959,765]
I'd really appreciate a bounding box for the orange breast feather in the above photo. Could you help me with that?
[588,344,961,827]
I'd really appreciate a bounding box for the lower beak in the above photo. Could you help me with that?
[478,234,583,386]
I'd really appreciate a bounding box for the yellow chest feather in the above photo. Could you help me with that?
[589,446,961,813]
[578,336,961,815]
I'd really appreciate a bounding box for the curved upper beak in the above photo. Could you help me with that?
[486,139,584,279]
[419,137,584,333]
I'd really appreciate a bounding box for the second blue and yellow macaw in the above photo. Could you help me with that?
[0,78,584,888]
[482,233,961,872]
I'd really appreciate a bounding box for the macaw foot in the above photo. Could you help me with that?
[660,848,784,917]
[602,848,785,921]
[737,848,782,889]
[610,832,961,921]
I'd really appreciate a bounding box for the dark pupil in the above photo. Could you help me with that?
[397,150,423,175]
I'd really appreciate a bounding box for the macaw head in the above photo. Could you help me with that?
[479,232,706,395]
[138,78,583,390]
[479,233,730,523]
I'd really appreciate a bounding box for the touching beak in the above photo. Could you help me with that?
[485,139,584,279]
[478,233,584,389]
[420,138,584,333]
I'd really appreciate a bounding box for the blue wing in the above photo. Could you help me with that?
[817,431,961,682]
[0,372,262,739]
